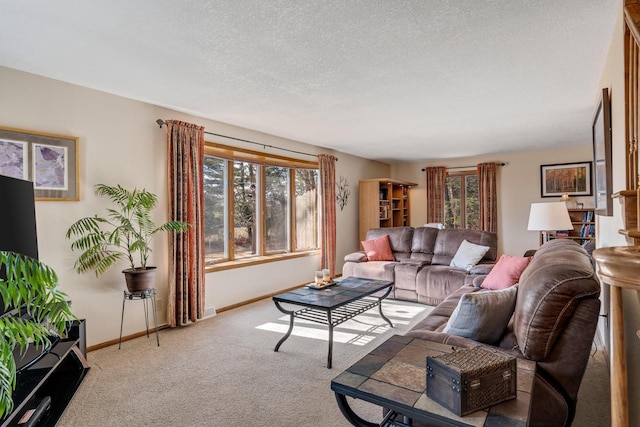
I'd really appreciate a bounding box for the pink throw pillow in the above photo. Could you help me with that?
[481,254,532,290]
[361,235,395,261]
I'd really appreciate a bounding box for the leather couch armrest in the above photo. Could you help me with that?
[469,263,495,275]
[344,251,367,263]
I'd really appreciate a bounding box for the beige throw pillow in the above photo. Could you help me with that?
[449,239,490,271]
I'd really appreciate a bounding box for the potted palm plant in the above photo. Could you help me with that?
[65,184,188,291]
[0,251,76,419]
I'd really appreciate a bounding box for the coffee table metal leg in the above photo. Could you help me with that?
[274,301,295,352]
[378,286,394,328]
[378,303,393,328]
[334,392,379,427]
[327,310,333,369]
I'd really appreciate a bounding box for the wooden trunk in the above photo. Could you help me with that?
[426,346,517,416]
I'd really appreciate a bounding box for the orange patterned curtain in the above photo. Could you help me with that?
[425,166,446,224]
[319,154,337,277]
[166,120,205,327]
[477,162,498,233]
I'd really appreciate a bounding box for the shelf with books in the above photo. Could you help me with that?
[544,208,596,245]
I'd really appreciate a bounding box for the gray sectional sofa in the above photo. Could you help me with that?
[342,226,498,305]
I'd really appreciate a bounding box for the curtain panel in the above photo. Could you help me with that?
[477,162,498,233]
[425,166,446,224]
[319,154,337,277]
[166,120,205,327]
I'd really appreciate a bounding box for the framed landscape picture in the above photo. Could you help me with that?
[0,126,79,201]
[592,88,612,216]
[540,162,592,197]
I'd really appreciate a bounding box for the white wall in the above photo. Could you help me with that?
[595,2,640,424]
[391,145,594,256]
[0,65,387,346]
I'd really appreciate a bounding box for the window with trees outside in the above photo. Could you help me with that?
[444,171,479,229]
[203,143,320,268]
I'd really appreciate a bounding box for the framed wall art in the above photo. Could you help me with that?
[592,88,612,216]
[540,161,592,197]
[0,126,79,201]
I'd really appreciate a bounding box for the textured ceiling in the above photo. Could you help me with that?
[0,1,619,163]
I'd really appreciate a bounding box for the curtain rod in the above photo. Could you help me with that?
[421,162,506,172]
[156,119,332,160]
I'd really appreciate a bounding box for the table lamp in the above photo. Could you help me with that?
[527,202,573,243]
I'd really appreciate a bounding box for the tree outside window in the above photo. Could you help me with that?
[445,172,479,229]
[203,146,319,265]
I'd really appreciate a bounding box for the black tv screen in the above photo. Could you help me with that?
[0,174,39,319]
[0,174,39,261]
[0,175,50,371]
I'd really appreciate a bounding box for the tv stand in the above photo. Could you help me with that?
[1,320,89,427]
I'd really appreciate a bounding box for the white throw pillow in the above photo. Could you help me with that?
[450,239,490,271]
[443,285,518,345]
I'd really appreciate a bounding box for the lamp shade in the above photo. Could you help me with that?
[527,202,573,231]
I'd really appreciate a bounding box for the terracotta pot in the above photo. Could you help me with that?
[122,267,157,292]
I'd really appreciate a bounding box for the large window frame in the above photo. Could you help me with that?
[204,142,320,271]
[444,170,479,230]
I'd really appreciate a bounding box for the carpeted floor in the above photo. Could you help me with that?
[58,297,610,426]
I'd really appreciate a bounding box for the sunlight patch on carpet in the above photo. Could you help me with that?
[256,301,428,346]
[256,322,381,345]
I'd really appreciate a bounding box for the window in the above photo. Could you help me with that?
[265,165,289,252]
[444,171,479,229]
[203,143,319,266]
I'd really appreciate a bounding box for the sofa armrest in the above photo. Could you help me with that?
[344,251,367,263]
[469,263,495,275]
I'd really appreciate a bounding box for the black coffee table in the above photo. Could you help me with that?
[272,276,394,368]
[331,335,535,426]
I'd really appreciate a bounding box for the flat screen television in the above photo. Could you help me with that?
[0,174,39,263]
[0,174,51,372]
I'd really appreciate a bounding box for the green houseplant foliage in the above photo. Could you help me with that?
[0,251,76,419]
[66,184,188,276]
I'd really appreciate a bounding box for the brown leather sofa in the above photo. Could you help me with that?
[405,239,601,427]
[342,226,498,305]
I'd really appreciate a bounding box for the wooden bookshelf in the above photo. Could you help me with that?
[544,208,595,245]
[358,178,417,242]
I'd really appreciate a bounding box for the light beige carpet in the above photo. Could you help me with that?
[57,297,610,426]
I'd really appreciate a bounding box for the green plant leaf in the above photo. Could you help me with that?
[66,184,187,274]
[0,252,76,419]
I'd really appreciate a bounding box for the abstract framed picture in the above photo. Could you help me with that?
[592,88,612,216]
[540,162,592,197]
[0,126,79,201]
[0,139,28,180]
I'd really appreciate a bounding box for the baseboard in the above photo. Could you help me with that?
[87,325,169,352]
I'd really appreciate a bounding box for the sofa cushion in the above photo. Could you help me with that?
[449,240,490,271]
[361,234,395,261]
[408,227,439,262]
[442,285,518,345]
[431,228,497,265]
[481,254,532,290]
[415,265,470,306]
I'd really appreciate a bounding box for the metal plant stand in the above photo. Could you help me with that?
[119,288,159,349]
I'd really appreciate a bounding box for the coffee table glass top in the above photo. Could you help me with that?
[273,276,393,309]
[331,335,535,427]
